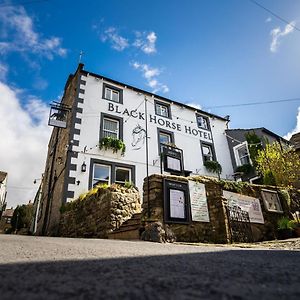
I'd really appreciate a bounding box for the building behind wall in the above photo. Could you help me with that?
[225,128,288,183]
[36,63,234,235]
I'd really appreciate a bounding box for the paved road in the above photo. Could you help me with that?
[0,235,299,300]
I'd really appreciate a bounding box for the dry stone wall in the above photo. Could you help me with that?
[142,174,298,243]
[59,184,141,238]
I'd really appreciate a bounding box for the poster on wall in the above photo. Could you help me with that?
[223,191,264,224]
[261,189,283,213]
[189,181,210,222]
[170,189,186,219]
[163,179,191,224]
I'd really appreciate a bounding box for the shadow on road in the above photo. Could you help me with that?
[0,249,299,299]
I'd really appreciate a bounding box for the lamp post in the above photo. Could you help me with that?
[144,96,150,219]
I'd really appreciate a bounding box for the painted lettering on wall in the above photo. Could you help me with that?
[108,102,212,141]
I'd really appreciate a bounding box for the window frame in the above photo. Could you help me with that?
[100,113,123,141]
[200,141,216,163]
[92,164,111,187]
[157,128,175,154]
[89,159,135,190]
[115,167,132,185]
[154,100,172,119]
[233,141,251,166]
[196,114,210,131]
[102,117,120,139]
[102,83,123,104]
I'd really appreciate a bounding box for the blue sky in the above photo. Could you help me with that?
[1,0,300,206]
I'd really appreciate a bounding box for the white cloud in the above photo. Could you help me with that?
[284,106,300,140]
[101,27,129,51]
[133,31,157,54]
[270,21,296,53]
[131,61,169,93]
[0,81,51,208]
[0,62,8,81]
[0,5,67,59]
[265,17,272,23]
[186,102,202,110]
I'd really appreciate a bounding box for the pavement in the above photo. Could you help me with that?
[0,235,299,299]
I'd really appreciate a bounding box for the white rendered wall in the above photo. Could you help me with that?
[0,176,7,207]
[67,73,233,201]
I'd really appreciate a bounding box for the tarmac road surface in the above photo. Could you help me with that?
[0,235,299,300]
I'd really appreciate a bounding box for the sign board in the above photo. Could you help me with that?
[223,191,264,224]
[261,189,283,213]
[189,181,210,222]
[163,179,191,224]
[48,106,68,128]
[163,147,183,175]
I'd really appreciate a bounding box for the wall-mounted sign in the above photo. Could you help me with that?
[223,191,264,224]
[107,102,213,142]
[163,179,191,224]
[261,189,283,213]
[189,181,210,222]
[48,106,68,128]
[163,147,183,175]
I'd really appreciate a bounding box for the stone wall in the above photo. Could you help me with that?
[36,64,82,236]
[59,184,141,238]
[142,174,298,243]
[142,175,230,243]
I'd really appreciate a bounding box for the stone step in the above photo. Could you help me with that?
[114,223,141,233]
[108,228,140,240]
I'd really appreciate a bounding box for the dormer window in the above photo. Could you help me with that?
[102,83,123,104]
[155,100,171,118]
[196,114,210,130]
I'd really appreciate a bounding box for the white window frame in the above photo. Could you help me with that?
[233,141,252,166]
[93,164,111,186]
[102,117,119,139]
[115,167,131,185]
[159,131,173,153]
[155,102,170,118]
[105,87,120,103]
[201,144,214,162]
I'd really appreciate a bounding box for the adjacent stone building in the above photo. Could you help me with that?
[225,128,288,183]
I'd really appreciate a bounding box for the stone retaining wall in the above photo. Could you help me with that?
[142,174,299,243]
[59,184,141,238]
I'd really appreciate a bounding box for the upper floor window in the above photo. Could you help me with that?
[201,142,215,162]
[158,129,174,153]
[103,117,119,139]
[196,114,210,130]
[234,142,251,166]
[100,113,123,141]
[102,83,123,104]
[155,100,171,118]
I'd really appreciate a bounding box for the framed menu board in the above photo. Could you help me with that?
[163,179,191,224]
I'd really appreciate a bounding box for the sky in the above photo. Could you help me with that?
[0,0,300,208]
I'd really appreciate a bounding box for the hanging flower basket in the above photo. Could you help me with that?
[99,137,126,156]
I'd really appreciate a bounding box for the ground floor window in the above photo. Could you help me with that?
[115,167,131,185]
[93,164,111,186]
[90,159,135,188]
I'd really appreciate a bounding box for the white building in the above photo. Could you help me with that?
[0,171,7,214]
[37,64,234,234]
